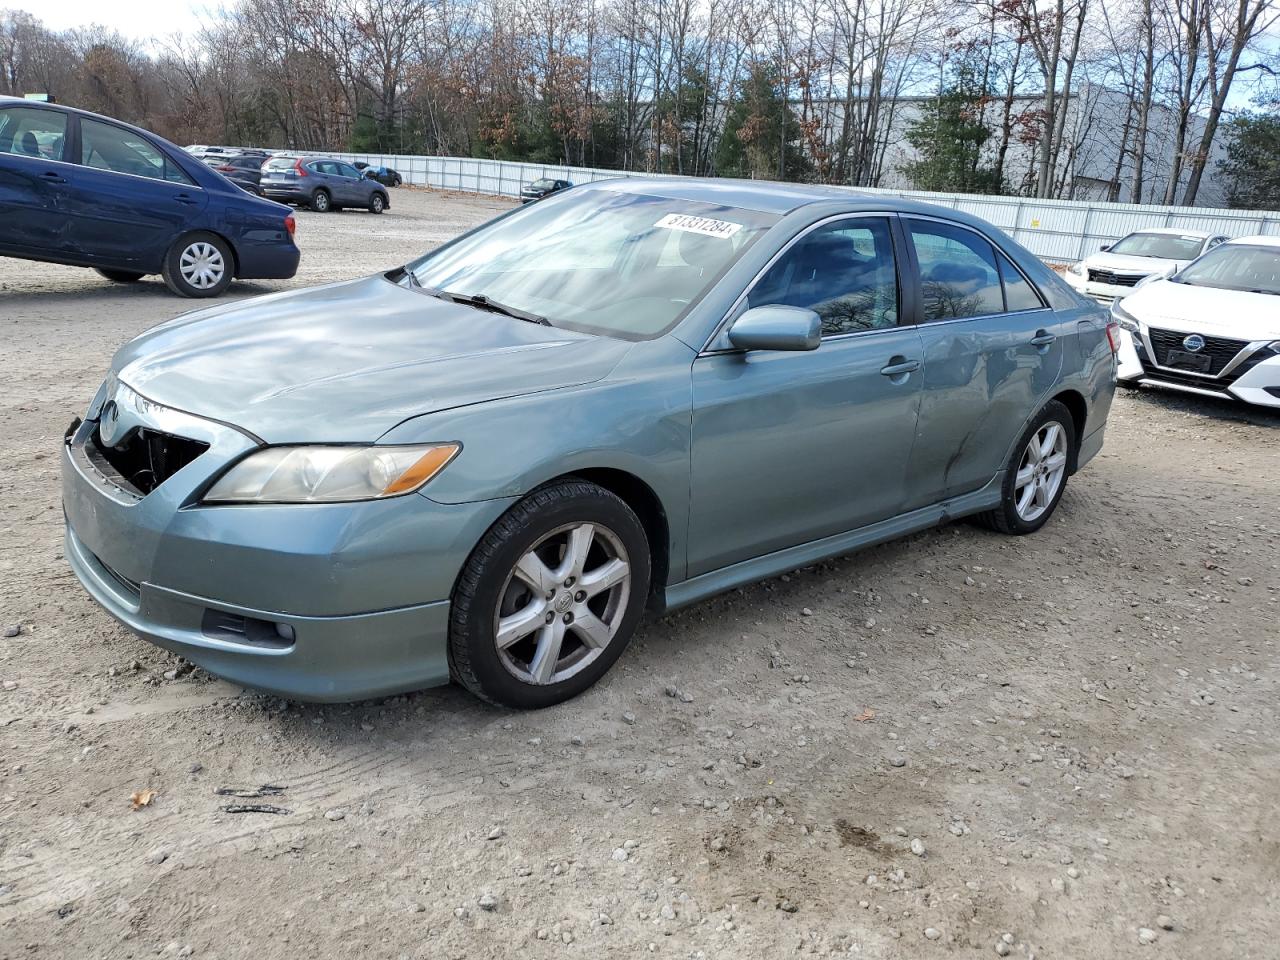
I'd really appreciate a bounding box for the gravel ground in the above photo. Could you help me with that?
[1,188,1278,960]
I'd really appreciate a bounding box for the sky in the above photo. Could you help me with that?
[10,0,234,43]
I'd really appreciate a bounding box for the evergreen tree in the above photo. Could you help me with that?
[903,69,1003,194]
[1219,109,1280,209]
[715,63,810,181]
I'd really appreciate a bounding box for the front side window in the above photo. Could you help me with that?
[1108,232,1205,260]
[909,220,1003,321]
[80,118,190,184]
[0,106,67,162]
[748,217,899,335]
[336,162,361,178]
[408,188,776,339]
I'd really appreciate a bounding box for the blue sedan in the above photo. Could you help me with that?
[0,97,299,297]
[62,179,1117,706]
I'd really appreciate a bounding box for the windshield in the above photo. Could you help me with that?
[530,178,555,189]
[1108,232,1204,260]
[264,156,297,170]
[1172,244,1280,295]
[407,188,777,339]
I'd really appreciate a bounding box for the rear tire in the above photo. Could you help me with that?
[369,192,386,214]
[974,400,1076,535]
[310,189,331,212]
[449,480,651,709]
[95,269,144,283]
[161,232,233,298]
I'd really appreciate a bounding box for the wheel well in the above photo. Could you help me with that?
[1051,389,1087,470]
[561,469,670,597]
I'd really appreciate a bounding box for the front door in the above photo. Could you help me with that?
[688,215,925,577]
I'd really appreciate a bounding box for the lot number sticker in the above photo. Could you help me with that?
[655,213,743,239]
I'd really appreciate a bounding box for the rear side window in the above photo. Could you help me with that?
[748,217,899,335]
[908,220,1003,320]
[80,118,191,184]
[998,252,1045,311]
[0,106,67,162]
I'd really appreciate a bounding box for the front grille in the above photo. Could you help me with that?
[1147,327,1249,378]
[87,426,209,497]
[1088,269,1143,287]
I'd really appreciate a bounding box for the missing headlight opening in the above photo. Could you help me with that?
[87,424,209,496]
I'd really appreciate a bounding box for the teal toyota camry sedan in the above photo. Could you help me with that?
[62,178,1118,707]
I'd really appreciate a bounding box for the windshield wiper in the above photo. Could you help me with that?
[439,290,551,326]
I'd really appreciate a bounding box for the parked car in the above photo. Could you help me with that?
[260,156,390,213]
[1063,228,1227,303]
[186,145,236,161]
[205,154,266,195]
[362,165,403,187]
[1112,235,1280,408]
[61,178,1116,706]
[520,177,572,203]
[0,97,299,297]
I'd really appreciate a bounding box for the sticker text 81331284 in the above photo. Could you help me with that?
[654,213,743,240]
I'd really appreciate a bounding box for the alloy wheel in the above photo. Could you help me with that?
[493,522,631,685]
[179,241,226,290]
[1014,420,1068,522]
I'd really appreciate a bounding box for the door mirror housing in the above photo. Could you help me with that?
[727,305,822,352]
[1099,243,1112,252]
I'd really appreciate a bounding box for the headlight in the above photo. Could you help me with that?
[1068,262,1086,276]
[204,443,460,503]
[1110,301,1141,333]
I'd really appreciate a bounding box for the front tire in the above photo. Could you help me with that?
[369,192,386,214]
[95,268,144,283]
[449,480,651,709]
[310,189,331,212]
[160,233,233,298]
[974,400,1076,535]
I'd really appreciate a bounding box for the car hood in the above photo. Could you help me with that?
[1084,252,1187,275]
[112,275,633,443]
[1124,279,1280,340]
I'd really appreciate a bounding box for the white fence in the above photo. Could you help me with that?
[325,152,1280,263]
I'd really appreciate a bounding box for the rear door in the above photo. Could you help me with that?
[0,104,72,256]
[687,215,926,576]
[899,217,1064,510]
[60,116,208,271]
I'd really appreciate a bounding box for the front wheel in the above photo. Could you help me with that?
[161,233,233,298]
[974,400,1076,535]
[95,268,145,283]
[368,192,386,214]
[449,480,651,709]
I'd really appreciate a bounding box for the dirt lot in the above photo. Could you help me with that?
[1,188,1277,960]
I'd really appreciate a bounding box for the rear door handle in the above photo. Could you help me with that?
[1030,330,1057,347]
[174,193,199,205]
[40,170,66,183]
[880,357,921,377]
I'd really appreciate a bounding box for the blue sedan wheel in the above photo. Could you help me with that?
[161,232,233,298]
[449,480,651,708]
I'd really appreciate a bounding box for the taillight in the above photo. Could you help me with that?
[1105,322,1121,354]
[293,157,308,177]
[216,164,234,172]
[284,213,296,237]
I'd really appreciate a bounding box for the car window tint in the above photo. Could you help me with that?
[0,106,68,162]
[337,163,361,178]
[748,217,899,335]
[998,252,1044,311]
[80,118,190,184]
[909,221,1003,320]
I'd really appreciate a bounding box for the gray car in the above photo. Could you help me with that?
[62,179,1117,707]
[260,155,390,213]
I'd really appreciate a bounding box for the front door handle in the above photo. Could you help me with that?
[1030,330,1057,347]
[880,357,921,377]
[40,170,66,183]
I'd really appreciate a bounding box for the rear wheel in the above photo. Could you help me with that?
[310,189,331,212]
[369,192,386,214]
[95,268,144,283]
[974,400,1076,535]
[449,480,651,709]
[161,232,233,298]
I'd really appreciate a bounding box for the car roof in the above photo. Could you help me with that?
[1223,235,1280,248]
[576,175,998,220]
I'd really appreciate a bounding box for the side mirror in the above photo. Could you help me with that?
[727,305,821,352]
[1099,243,1112,252]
